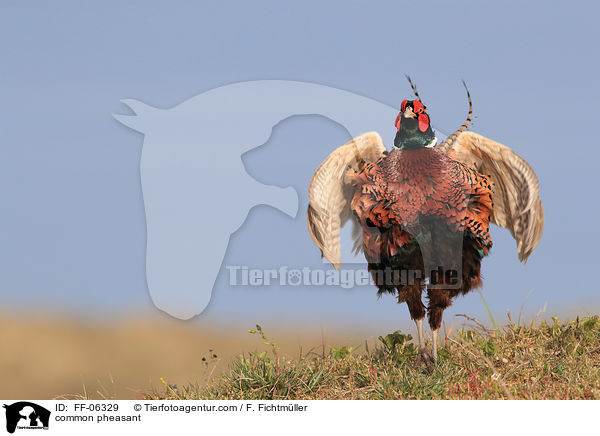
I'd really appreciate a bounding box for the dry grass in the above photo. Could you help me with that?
[145,316,600,400]
[0,314,366,399]
[0,315,258,399]
[3,312,599,400]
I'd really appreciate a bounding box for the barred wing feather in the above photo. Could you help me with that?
[307,132,386,269]
[450,131,544,262]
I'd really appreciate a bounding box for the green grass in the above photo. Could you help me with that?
[144,316,600,400]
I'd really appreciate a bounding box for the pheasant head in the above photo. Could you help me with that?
[394,99,436,149]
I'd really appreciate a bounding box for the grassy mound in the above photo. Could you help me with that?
[144,316,600,400]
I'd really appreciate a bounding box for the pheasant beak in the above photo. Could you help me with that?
[403,106,416,118]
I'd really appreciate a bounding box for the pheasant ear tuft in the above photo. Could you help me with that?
[401,99,408,112]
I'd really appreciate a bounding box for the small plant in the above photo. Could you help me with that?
[480,339,498,357]
[248,324,279,365]
[377,330,416,361]
[582,316,600,331]
[330,346,353,360]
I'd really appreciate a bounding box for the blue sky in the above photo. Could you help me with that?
[0,1,598,331]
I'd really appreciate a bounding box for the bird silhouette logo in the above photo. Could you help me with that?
[114,80,434,319]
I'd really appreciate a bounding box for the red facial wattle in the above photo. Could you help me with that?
[418,113,429,132]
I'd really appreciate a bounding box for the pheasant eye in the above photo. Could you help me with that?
[413,100,425,114]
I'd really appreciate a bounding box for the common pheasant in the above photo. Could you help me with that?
[307,78,544,365]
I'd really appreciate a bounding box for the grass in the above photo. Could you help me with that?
[143,316,600,400]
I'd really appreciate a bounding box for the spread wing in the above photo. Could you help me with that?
[448,131,544,262]
[307,132,387,269]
